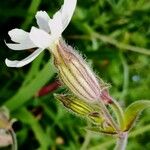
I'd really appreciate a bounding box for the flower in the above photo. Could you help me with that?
[5,0,77,67]
[5,0,110,104]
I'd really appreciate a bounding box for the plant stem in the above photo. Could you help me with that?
[110,99,125,130]
[68,34,150,56]
[94,33,150,55]
[115,132,128,150]
[98,100,120,133]
[8,129,18,150]
[89,124,150,150]
[119,52,129,101]
[80,127,92,150]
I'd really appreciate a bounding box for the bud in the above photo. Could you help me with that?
[55,94,110,126]
[54,94,94,116]
[88,112,104,125]
[52,40,102,103]
[100,89,113,104]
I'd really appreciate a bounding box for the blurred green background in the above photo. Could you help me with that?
[0,0,150,149]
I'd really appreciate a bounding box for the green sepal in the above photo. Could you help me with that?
[124,100,150,131]
[86,126,117,135]
[54,94,94,115]
[88,112,104,125]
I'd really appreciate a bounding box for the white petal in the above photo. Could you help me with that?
[8,28,29,43]
[7,28,36,50]
[48,0,77,38]
[60,0,77,31]
[5,48,44,67]
[29,27,52,49]
[5,40,36,50]
[36,11,50,33]
[48,12,63,39]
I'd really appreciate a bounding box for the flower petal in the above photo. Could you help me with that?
[35,11,50,33]
[48,11,63,39]
[6,28,36,50]
[5,40,36,50]
[5,48,44,67]
[48,0,77,38]
[60,0,77,31]
[8,28,29,43]
[29,27,52,49]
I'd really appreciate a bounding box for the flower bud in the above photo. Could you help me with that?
[55,94,107,125]
[88,112,104,125]
[54,94,94,116]
[52,40,102,103]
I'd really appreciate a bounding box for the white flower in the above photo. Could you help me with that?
[5,0,77,67]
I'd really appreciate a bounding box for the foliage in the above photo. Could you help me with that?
[0,0,150,149]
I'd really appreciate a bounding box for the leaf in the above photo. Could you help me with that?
[21,0,41,29]
[4,60,56,112]
[124,100,150,131]
[13,107,50,150]
[22,52,44,86]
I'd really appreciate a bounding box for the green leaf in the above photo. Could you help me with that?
[13,107,50,150]
[4,60,56,112]
[124,100,150,131]
[21,0,41,29]
[22,52,44,86]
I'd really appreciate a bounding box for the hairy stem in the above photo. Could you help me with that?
[110,99,125,130]
[115,132,128,150]
[98,100,120,133]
